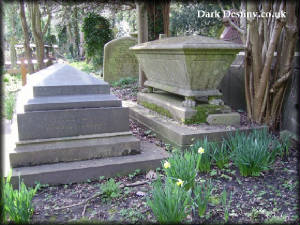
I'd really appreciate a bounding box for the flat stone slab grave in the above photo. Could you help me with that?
[7,63,170,187]
[125,100,266,148]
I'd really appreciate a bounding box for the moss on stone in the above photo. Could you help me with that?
[139,101,173,118]
[184,104,224,124]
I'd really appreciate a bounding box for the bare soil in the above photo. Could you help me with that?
[31,83,299,224]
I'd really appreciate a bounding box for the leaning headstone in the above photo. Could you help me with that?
[103,36,139,83]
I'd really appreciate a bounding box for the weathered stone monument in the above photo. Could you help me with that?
[125,35,264,148]
[130,35,243,125]
[9,63,168,186]
[103,35,139,83]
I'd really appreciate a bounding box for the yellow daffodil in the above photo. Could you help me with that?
[163,161,171,169]
[176,179,184,187]
[198,147,205,154]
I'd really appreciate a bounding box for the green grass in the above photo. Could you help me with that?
[111,77,137,87]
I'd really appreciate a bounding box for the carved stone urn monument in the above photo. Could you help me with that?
[130,35,244,124]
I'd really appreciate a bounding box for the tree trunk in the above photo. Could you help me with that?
[30,2,51,71]
[244,0,298,130]
[19,0,34,74]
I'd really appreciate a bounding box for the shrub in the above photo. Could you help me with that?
[100,178,121,199]
[82,13,113,68]
[190,137,213,173]
[227,129,276,176]
[3,172,40,223]
[194,179,212,217]
[163,150,197,190]
[147,178,192,223]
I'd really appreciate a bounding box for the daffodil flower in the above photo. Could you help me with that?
[163,161,171,169]
[198,147,205,154]
[176,179,184,187]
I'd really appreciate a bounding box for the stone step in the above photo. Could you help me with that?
[30,64,110,97]
[10,141,169,188]
[125,100,266,148]
[24,94,121,112]
[10,132,140,167]
[17,107,130,141]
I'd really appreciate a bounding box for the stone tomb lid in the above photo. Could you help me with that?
[27,63,110,97]
[130,35,244,51]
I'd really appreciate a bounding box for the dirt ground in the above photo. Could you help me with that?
[31,84,299,224]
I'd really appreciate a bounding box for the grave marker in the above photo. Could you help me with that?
[103,36,139,83]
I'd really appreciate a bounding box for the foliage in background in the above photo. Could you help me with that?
[114,9,137,38]
[147,178,192,223]
[111,77,137,88]
[3,172,40,223]
[170,2,223,37]
[82,13,113,69]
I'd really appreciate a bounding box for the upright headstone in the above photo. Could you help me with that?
[103,36,139,83]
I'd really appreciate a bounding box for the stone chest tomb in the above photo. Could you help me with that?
[130,35,244,124]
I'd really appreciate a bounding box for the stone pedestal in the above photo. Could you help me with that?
[8,64,169,187]
[13,63,140,164]
[137,91,239,125]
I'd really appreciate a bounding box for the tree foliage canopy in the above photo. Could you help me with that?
[170,2,223,37]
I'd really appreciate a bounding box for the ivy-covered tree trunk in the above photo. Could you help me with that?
[19,0,34,74]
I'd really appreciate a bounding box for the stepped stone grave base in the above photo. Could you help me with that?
[124,100,265,148]
[6,63,169,188]
[137,92,239,125]
[10,132,140,167]
[10,141,168,188]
